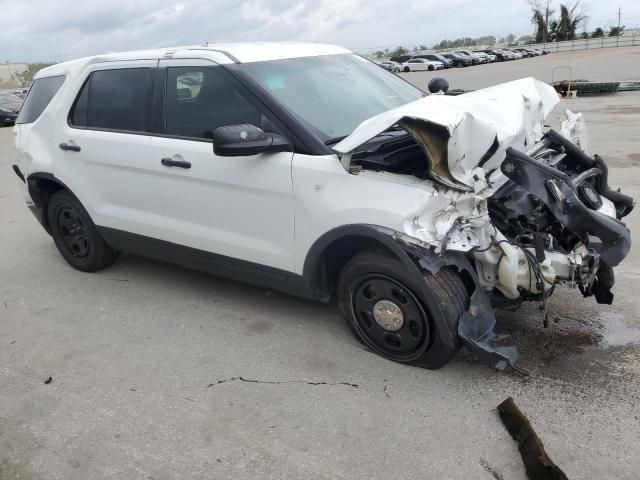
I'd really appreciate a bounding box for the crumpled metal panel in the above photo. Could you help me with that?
[333,77,560,188]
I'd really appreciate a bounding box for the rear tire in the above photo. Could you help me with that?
[337,250,468,369]
[403,67,410,72]
[47,191,120,272]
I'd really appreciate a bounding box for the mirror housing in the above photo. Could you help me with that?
[213,124,291,157]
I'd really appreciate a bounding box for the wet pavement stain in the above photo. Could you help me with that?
[490,297,640,386]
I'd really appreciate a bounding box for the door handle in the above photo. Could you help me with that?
[161,157,191,169]
[59,142,81,152]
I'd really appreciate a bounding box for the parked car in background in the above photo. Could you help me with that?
[411,54,454,69]
[0,92,23,126]
[442,52,472,67]
[502,48,523,59]
[514,48,535,57]
[454,51,482,64]
[2,88,28,99]
[401,58,444,72]
[478,52,496,62]
[458,49,492,63]
[379,60,401,72]
[390,55,412,64]
[496,49,517,60]
[476,49,508,62]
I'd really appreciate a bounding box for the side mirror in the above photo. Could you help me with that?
[213,124,291,157]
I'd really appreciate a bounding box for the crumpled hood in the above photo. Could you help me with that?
[334,77,559,189]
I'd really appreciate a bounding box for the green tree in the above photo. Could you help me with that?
[555,2,587,41]
[609,25,625,36]
[549,19,559,41]
[591,27,605,38]
[529,0,555,42]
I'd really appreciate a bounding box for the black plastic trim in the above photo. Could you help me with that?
[501,147,631,267]
[12,164,25,183]
[96,227,317,299]
[546,129,634,218]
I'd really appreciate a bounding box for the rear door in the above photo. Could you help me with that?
[151,60,295,272]
[56,60,168,240]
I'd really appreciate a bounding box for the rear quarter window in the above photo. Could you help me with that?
[16,75,66,124]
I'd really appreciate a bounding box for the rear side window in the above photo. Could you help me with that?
[70,68,153,133]
[16,75,65,124]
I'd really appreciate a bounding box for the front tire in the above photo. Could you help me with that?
[428,65,434,71]
[403,67,410,72]
[47,191,120,272]
[337,250,468,369]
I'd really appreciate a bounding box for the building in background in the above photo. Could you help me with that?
[0,63,28,87]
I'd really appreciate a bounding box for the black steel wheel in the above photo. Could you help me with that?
[57,205,90,258]
[337,249,469,369]
[351,274,429,361]
[47,191,119,272]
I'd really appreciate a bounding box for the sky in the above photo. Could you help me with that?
[2,0,639,62]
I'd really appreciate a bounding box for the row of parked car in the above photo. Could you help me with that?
[0,91,24,126]
[378,47,549,72]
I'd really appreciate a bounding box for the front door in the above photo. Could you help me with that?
[152,60,295,272]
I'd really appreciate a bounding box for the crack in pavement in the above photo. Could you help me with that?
[479,458,504,480]
[206,376,359,389]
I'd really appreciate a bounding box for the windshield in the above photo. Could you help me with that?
[236,53,424,143]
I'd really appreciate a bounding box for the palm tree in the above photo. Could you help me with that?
[529,0,555,43]
[555,3,587,41]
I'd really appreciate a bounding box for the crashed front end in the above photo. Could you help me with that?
[334,78,634,371]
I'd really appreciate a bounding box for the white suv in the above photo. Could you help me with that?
[12,43,633,372]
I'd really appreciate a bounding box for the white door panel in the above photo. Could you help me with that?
[154,137,295,270]
[55,128,167,239]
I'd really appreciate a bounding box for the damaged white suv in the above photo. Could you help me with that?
[13,43,633,371]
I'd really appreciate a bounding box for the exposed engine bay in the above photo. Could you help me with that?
[333,78,634,370]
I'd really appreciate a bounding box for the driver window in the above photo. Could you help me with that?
[165,66,263,140]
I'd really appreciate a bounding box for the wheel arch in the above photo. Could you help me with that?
[302,225,426,301]
[26,172,79,233]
